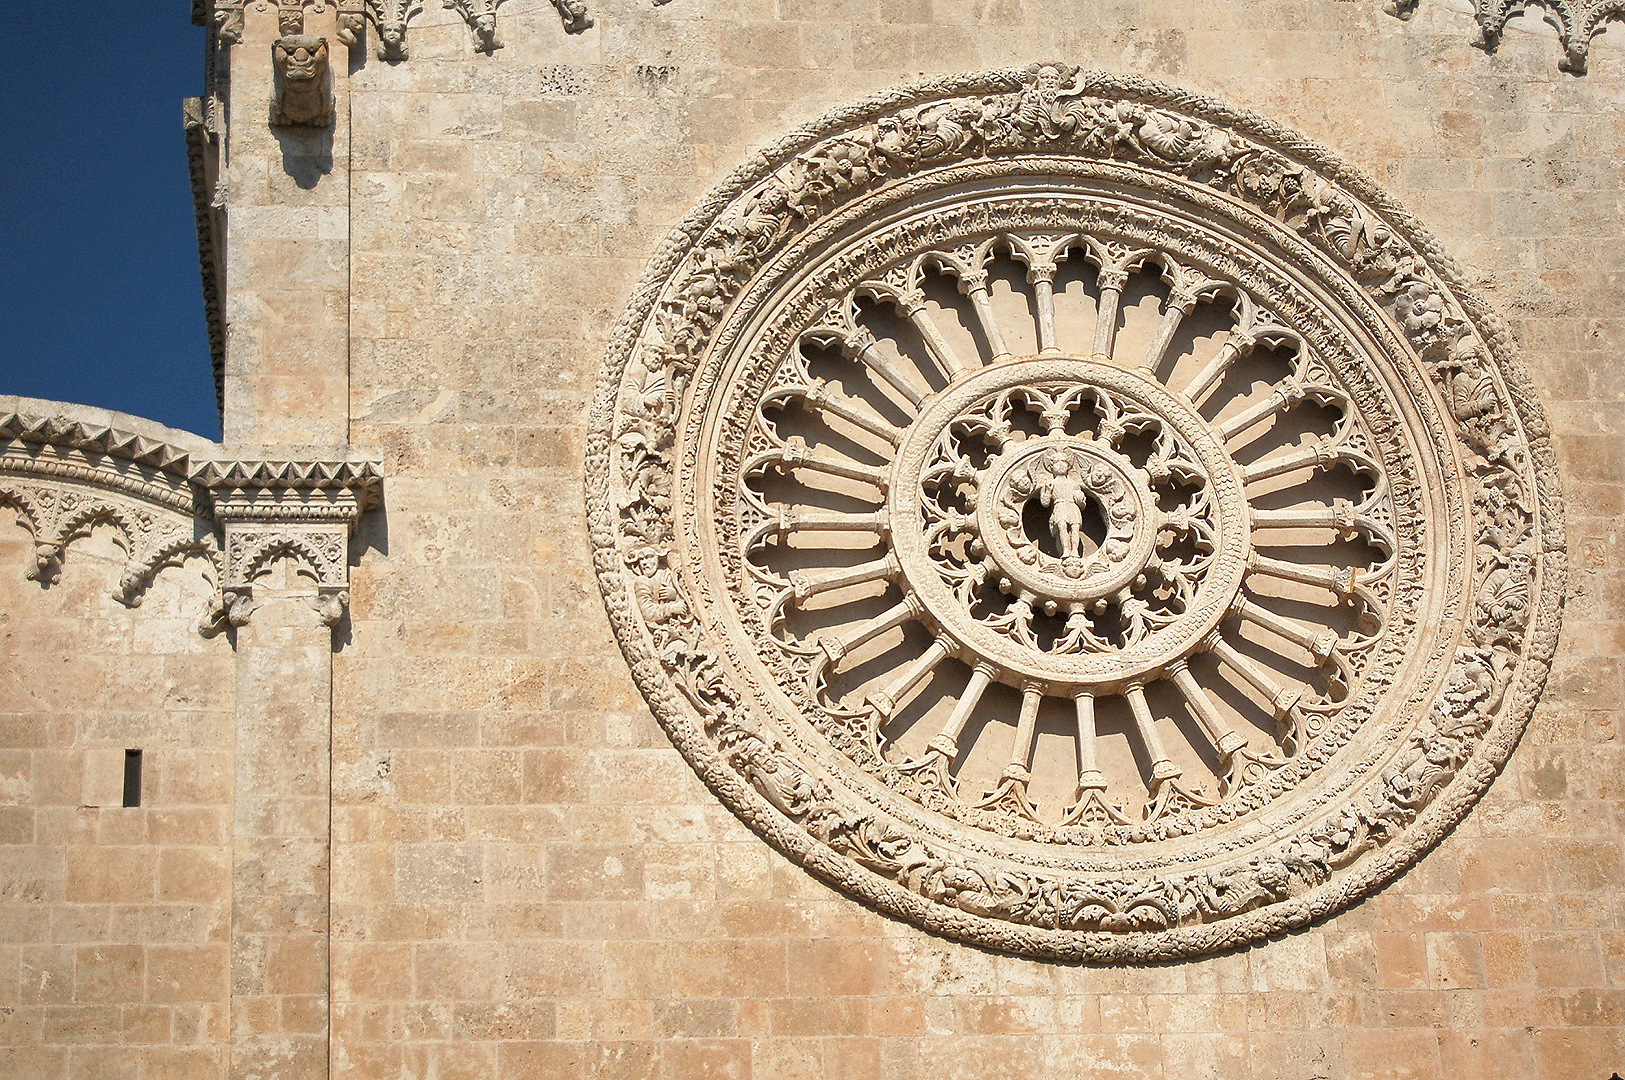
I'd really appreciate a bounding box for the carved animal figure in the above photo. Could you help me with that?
[269,35,332,128]
[552,0,593,32]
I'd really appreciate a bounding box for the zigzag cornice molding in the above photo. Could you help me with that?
[1,401,383,513]
[1,398,383,632]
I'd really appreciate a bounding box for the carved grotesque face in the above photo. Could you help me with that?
[474,13,496,34]
[276,37,327,83]
[1036,66,1062,101]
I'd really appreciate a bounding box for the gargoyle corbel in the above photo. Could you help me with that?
[270,35,333,127]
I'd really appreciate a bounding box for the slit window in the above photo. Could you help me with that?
[122,749,142,808]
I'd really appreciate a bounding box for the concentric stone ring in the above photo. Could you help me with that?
[588,68,1562,961]
[887,355,1251,693]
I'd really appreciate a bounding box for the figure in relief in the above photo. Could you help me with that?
[1036,452,1090,561]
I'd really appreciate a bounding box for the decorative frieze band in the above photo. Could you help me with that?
[196,0,1615,70]
[201,0,589,60]
[0,404,382,637]
[1387,0,1619,72]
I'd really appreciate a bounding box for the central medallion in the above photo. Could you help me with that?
[888,357,1250,695]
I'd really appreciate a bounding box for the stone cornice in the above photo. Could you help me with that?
[1,399,383,633]
[0,401,383,516]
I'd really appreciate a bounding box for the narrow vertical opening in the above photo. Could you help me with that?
[122,749,142,808]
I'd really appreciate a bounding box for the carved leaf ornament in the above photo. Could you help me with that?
[586,68,1564,960]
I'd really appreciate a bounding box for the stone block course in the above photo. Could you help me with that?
[5,1,1625,1077]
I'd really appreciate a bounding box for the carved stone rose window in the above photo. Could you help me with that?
[587,68,1564,960]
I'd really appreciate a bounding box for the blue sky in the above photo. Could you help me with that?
[0,8,216,439]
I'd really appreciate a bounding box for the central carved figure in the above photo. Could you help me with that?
[1036,451,1087,560]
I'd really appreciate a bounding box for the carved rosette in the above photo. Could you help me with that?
[586,68,1564,960]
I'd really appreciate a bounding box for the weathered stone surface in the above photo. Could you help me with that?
[6,2,1625,1077]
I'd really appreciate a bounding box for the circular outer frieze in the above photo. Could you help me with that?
[587,67,1564,961]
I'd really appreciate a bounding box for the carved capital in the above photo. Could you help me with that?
[206,459,381,630]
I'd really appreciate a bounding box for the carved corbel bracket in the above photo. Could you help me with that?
[270,34,334,128]
[203,459,382,630]
[366,0,424,60]
[445,0,506,52]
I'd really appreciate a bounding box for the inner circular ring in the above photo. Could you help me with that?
[888,355,1252,693]
[976,436,1158,605]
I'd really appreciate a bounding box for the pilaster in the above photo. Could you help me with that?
[206,461,378,1080]
[218,0,353,453]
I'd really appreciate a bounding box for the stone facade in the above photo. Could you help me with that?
[3,2,1624,1078]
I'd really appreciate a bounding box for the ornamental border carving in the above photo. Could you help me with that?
[0,403,382,636]
[586,68,1565,960]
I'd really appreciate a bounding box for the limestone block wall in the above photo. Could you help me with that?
[5,2,1624,1079]
[328,2,1625,1078]
[0,409,234,1079]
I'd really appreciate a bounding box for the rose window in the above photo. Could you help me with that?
[744,235,1392,830]
[590,69,1561,960]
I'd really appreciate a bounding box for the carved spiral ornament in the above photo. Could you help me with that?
[587,69,1564,960]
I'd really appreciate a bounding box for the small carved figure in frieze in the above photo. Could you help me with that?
[551,0,593,32]
[446,0,504,52]
[1013,62,1083,140]
[270,35,333,128]
[278,0,306,35]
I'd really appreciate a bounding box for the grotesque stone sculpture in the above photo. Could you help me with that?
[269,35,332,128]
